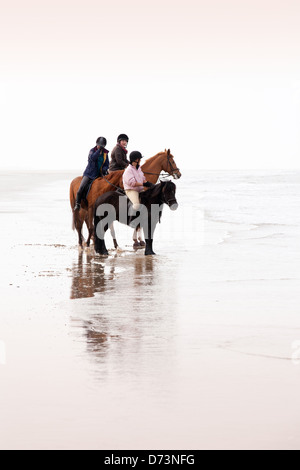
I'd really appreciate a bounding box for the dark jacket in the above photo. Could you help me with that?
[83,146,110,179]
[109,144,130,172]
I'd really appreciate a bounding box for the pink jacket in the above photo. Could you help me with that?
[123,165,146,193]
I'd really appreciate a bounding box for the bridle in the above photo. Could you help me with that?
[143,152,180,180]
[164,196,178,206]
[166,153,181,179]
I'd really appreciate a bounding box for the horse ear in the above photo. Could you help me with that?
[167,149,170,156]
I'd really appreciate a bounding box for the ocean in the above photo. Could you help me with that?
[0,169,300,450]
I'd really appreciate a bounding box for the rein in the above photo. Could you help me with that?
[143,153,180,179]
[102,175,125,195]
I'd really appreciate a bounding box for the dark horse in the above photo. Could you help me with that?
[94,182,178,256]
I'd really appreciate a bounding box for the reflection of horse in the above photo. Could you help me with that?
[70,251,155,300]
[94,181,178,256]
[70,251,116,299]
[70,253,157,362]
[69,150,181,248]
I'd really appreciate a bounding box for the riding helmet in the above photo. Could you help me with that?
[117,134,129,143]
[96,137,107,147]
[130,151,143,163]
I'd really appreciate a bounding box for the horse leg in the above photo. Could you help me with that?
[110,223,119,249]
[143,217,157,256]
[137,226,145,247]
[145,239,155,256]
[132,228,140,250]
[78,229,83,249]
[86,207,94,248]
[74,209,85,248]
[95,231,109,256]
[94,215,109,256]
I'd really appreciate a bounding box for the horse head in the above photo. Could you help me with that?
[161,149,182,180]
[161,181,179,211]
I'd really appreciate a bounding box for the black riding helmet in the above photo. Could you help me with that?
[96,136,107,147]
[130,151,143,163]
[118,134,129,143]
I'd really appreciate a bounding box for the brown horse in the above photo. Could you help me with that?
[69,149,181,247]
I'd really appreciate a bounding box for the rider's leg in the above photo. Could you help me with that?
[126,191,143,249]
[75,176,93,210]
[125,190,141,211]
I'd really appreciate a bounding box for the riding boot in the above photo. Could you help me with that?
[75,176,92,211]
[74,193,82,211]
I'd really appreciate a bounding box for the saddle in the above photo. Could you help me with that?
[82,178,125,208]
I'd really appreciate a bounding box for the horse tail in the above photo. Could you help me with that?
[70,181,77,231]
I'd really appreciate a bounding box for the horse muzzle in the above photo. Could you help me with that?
[168,200,178,211]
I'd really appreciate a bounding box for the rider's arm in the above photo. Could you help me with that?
[128,177,143,188]
[102,154,110,175]
[114,146,129,168]
[88,148,100,163]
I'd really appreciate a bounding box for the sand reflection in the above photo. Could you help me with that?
[70,251,155,300]
[70,251,116,299]
[69,251,176,371]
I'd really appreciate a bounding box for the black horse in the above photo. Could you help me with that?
[94,181,178,256]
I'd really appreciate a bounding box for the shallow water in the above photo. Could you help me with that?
[0,170,300,450]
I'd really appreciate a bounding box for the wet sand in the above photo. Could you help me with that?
[0,170,300,450]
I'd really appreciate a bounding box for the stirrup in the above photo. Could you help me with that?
[116,188,125,196]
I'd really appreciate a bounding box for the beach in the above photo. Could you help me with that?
[0,169,300,450]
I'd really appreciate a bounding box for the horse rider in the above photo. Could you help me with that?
[122,151,153,211]
[74,137,109,211]
[109,134,130,172]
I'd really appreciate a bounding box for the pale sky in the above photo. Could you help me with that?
[1,0,300,170]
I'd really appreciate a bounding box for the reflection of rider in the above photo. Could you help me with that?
[75,137,109,211]
[109,134,130,172]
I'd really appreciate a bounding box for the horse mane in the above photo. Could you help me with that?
[140,182,163,203]
[142,151,166,166]
[140,181,175,205]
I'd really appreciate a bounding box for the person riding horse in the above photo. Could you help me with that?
[109,134,130,172]
[122,151,153,210]
[74,137,109,211]
[123,151,154,249]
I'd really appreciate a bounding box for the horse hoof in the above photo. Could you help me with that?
[139,240,146,247]
[145,251,156,256]
[133,241,140,250]
[117,247,124,252]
